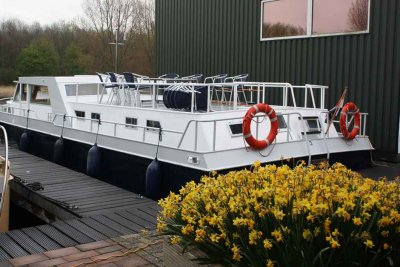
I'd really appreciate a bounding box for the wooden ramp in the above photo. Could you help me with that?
[0,144,159,261]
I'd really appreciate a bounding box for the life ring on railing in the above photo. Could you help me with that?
[242,103,278,150]
[340,102,361,140]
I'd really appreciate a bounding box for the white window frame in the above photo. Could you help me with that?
[260,0,371,41]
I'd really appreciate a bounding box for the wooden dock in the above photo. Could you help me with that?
[0,144,159,261]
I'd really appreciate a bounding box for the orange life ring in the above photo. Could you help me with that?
[242,103,279,150]
[340,102,361,140]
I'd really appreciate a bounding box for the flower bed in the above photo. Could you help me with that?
[158,162,400,267]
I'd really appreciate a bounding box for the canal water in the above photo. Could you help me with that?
[9,201,44,230]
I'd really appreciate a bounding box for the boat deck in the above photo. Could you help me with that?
[0,143,159,261]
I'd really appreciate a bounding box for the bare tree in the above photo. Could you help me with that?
[81,0,155,75]
[348,0,369,31]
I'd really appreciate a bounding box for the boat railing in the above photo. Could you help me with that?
[319,111,369,138]
[52,113,182,143]
[0,125,11,232]
[0,104,369,158]
[52,111,315,157]
[177,112,311,154]
[65,81,328,112]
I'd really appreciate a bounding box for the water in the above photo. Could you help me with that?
[9,202,45,230]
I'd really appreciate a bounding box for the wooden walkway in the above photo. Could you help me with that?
[0,144,159,261]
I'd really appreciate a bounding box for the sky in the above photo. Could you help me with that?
[0,0,85,25]
[263,0,357,34]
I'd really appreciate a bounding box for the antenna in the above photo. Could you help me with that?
[109,28,125,73]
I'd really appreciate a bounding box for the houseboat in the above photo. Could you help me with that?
[0,74,373,197]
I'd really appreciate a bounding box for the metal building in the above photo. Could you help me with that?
[155,0,400,160]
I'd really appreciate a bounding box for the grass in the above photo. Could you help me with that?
[0,86,15,99]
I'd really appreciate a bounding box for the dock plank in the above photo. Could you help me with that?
[21,227,62,251]
[36,225,78,247]
[0,247,10,261]
[51,221,95,244]
[0,233,28,258]
[0,143,160,261]
[7,230,46,255]
[79,217,121,238]
[90,215,133,235]
[63,220,107,241]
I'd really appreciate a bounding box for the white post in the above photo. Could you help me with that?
[233,84,238,109]
[75,84,78,103]
[152,84,156,109]
[191,86,195,113]
[207,85,211,112]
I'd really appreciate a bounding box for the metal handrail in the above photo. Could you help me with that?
[319,111,369,138]
[0,125,9,216]
[63,80,329,111]
[52,113,182,137]
[177,112,313,161]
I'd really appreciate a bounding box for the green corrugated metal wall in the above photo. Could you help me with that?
[155,0,400,154]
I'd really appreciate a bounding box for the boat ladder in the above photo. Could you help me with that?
[299,115,330,166]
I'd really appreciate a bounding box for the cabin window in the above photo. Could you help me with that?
[261,0,370,40]
[229,123,243,136]
[301,116,321,134]
[146,120,161,131]
[13,84,21,101]
[31,85,51,105]
[125,117,138,128]
[75,110,85,118]
[91,113,100,120]
[21,84,28,101]
[277,114,287,129]
[65,84,102,96]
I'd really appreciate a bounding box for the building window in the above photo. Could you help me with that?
[125,117,138,128]
[91,113,100,120]
[262,0,308,39]
[261,0,370,40]
[75,110,85,118]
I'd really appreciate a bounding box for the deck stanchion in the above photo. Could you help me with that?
[191,85,195,113]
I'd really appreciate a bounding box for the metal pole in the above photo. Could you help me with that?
[109,29,124,73]
[115,30,118,73]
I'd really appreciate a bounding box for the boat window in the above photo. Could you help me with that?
[277,114,287,129]
[65,84,101,96]
[21,84,28,101]
[261,0,370,40]
[31,85,51,105]
[13,84,21,101]
[125,117,138,128]
[229,123,243,136]
[75,110,85,118]
[91,113,100,120]
[301,116,321,134]
[146,120,161,131]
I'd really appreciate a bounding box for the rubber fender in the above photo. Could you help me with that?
[146,158,162,199]
[87,143,101,177]
[19,131,30,152]
[53,137,64,164]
